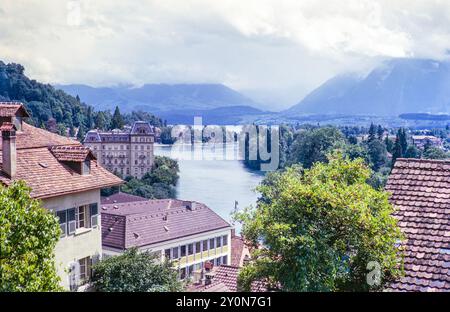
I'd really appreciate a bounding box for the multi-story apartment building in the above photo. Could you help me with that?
[0,102,123,291]
[100,193,233,281]
[83,121,155,179]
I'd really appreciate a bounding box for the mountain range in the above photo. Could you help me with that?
[58,58,450,124]
[57,83,269,124]
[286,58,450,116]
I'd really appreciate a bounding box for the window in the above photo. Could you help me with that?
[180,245,186,257]
[202,240,208,251]
[180,267,186,280]
[82,160,91,175]
[188,243,194,255]
[195,242,201,254]
[222,235,228,246]
[57,210,67,237]
[222,255,228,265]
[210,238,215,250]
[67,208,76,234]
[165,249,171,259]
[78,257,92,284]
[172,247,179,259]
[188,265,194,277]
[216,236,222,248]
[76,206,87,229]
[90,203,98,227]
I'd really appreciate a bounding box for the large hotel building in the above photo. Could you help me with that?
[83,121,155,179]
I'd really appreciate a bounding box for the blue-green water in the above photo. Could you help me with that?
[154,143,264,231]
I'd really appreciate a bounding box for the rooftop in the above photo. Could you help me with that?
[386,158,450,292]
[101,192,149,205]
[0,122,79,150]
[230,235,251,267]
[101,196,232,249]
[84,121,155,143]
[189,265,267,292]
[0,102,30,118]
[50,146,95,162]
[0,102,123,199]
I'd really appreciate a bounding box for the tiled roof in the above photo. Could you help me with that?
[231,236,251,267]
[0,122,79,150]
[0,102,123,198]
[101,198,232,249]
[50,146,95,162]
[190,265,267,292]
[0,147,123,199]
[0,102,30,117]
[101,192,149,205]
[385,158,450,292]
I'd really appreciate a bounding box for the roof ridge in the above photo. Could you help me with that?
[396,158,450,165]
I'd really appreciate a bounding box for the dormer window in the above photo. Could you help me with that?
[82,160,91,175]
[50,146,96,175]
[13,116,22,131]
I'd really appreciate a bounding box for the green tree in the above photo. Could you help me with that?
[376,125,384,140]
[234,154,404,292]
[0,181,62,291]
[91,248,184,292]
[77,125,86,142]
[384,136,394,154]
[367,123,377,143]
[143,156,180,186]
[399,128,408,154]
[86,106,94,130]
[288,127,345,169]
[366,139,388,171]
[404,145,421,159]
[392,134,403,166]
[94,111,107,130]
[110,106,124,130]
[423,147,449,160]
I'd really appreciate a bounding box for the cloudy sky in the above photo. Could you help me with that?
[1,0,450,109]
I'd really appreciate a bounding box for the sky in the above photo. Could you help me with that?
[2,0,450,110]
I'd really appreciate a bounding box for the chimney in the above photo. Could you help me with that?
[186,201,196,211]
[1,122,17,178]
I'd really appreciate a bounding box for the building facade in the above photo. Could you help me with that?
[0,102,123,291]
[100,193,233,281]
[83,121,155,179]
[411,135,444,150]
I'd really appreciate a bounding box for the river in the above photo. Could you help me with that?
[154,143,264,232]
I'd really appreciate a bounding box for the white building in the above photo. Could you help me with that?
[0,102,123,291]
[100,193,233,281]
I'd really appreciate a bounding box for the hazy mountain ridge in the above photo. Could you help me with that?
[286,58,450,116]
[57,83,261,113]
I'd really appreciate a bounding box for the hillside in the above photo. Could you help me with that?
[286,58,450,116]
[0,61,91,129]
[57,83,261,113]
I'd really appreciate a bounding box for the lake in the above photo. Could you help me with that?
[154,143,264,232]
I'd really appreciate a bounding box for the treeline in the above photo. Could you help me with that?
[0,61,168,140]
[102,156,179,199]
[244,123,450,189]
